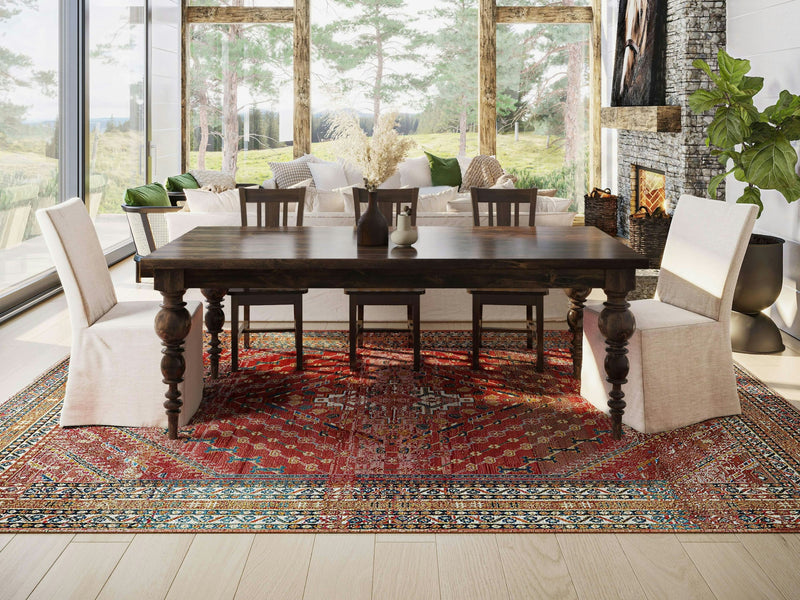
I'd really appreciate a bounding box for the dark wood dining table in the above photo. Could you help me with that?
[141,225,649,440]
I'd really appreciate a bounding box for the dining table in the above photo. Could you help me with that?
[140,225,649,440]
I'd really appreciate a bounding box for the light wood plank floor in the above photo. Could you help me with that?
[1,259,799,600]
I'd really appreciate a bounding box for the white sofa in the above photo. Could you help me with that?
[166,155,577,325]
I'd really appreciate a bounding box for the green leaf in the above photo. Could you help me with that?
[738,76,764,97]
[708,169,733,199]
[689,88,725,113]
[718,50,751,85]
[779,116,800,141]
[764,90,800,123]
[692,58,720,85]
[741,134,800,202]
[734,167,747,182]
[708,106,750,148]
[748,121,776,144]
[737,186,763,218]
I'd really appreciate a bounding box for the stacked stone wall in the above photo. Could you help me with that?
[616,0,727,237]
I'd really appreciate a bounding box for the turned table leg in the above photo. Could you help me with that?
[201,288,227,379]
[567,286,591,378]
[155,290,192,440]
[598,271,636,440]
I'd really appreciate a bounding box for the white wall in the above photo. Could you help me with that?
[727,0,800,338]
[601,0,619,191]
[149,0,182,183]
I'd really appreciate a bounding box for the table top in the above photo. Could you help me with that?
[142,226,648,270]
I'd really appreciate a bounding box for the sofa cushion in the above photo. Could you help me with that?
[309,162,349,191]
[418,186,457,212]
[425,151,462,187]
[184,188,240,213]
[337,158,364,186]
[538,196,572,212]
[165,172,199,192]
[188,169,236,190]
[378,170,402,189]
[398,156,432,188]
[269,154,319,189]
[124,182,170,207]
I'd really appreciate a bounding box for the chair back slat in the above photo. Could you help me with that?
[470,187,537,227]
[239,187,305,227]
[353,188,419,226]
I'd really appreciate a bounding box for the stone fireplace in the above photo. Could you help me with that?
[615,0,727,237]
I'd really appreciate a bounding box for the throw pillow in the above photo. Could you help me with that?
[124,182,170,207]
[378,170,402,189]
[286,177,315,212]
[460,155,504,192]
[425,152,462,187]
[165,172,199,192]
[183,188,241,213]
[538,188,557,197]
[490,178,516,190]
[398,156,433,188]
[188,169,236,190]
[268,154,319,189]
[309,162,349,192]
[337,158,364,186]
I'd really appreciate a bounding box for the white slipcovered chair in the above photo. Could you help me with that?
[37,198,204,427]
[581,194,757,433]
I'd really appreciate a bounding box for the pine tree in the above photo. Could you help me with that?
[313,0,425,125]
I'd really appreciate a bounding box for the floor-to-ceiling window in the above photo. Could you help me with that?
[182,0,599,193]
[0,0,60,300]
[0,0,150,320]
[87,0,147,249]
[497,21,591,206]
[185,19,294,183]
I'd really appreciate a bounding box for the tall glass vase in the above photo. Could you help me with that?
[356,189,388,246]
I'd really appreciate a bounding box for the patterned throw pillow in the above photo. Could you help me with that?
[268,155,320,189]
[188,169,236,190]
[459,155,505,192]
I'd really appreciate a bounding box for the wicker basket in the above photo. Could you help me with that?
[584,188,618,237]
[629,211,671,268]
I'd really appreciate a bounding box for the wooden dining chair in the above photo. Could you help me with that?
[230,187,307,372]
[347,187,423,371]
[469,187,548,371]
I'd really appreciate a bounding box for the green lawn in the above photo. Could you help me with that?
[188,132,567,185]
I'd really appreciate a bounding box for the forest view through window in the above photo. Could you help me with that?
[186,0,590,204]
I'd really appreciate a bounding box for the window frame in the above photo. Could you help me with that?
[181,0,600,183]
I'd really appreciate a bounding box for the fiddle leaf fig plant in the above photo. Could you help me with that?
[689,49,800,216]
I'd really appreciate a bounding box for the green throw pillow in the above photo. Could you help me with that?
[124,182,170,207]
[165,172,199,192]
[425,151,462,187]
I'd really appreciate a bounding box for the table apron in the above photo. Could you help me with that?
[153,268,618,292]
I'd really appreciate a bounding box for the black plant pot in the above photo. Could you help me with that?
[731,233,785,353]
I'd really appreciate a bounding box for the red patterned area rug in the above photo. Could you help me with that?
[2,330,800,533]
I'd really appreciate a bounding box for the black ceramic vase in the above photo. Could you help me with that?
[357,190,388,246]
[731,233,785,353]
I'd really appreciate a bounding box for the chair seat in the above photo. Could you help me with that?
[584,298,715,330]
